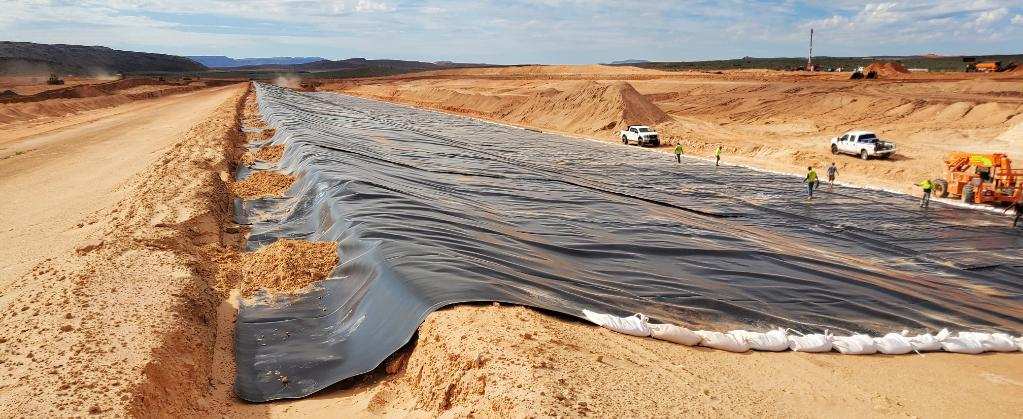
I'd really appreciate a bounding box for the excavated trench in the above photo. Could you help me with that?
[233,82,1023,402]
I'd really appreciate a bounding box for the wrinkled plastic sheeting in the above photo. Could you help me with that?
[234,83,1023,402]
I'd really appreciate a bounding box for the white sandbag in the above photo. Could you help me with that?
[873,333,913,355]
[788,331,833,353]
[936,329,985,354]
[989,333,1019,352]
[901,329,943,352]
[732,328,789,352]
[832,334,878,355]
[648,323,701,346]
[959,332,1018,352]
[694,330,750,352]
[582,310,651,337]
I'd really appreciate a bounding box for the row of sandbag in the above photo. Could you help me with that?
[582,310,1023,355]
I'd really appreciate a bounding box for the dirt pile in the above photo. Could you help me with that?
[413,64,668,79]
[245,127,276,143]
[230,171,294,198]
[255,143,284,161]
[344,79,670,135]
[241,144,285,165]
[0,77,225,125]
[1,77,173,103]
[241,92,267,128]
[505,81,670,133]
[240,239,339,297]
[864,61,910,78]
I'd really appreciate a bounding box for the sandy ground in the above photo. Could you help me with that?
[0,75,112,96]
[1,79,1020,418]
[0,84,242,280]
[0,84,247,415]
[0,77,218,125]
[328,65,1023,196]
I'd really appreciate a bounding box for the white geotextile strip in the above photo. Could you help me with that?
[582,310,1023,355]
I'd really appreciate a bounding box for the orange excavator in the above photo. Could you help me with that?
[931,152,1023,205]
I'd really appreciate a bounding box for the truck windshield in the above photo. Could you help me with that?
[637,127,650,132]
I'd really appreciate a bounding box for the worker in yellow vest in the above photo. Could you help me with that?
[674,143,684,164]
[715,145,722,166]
[804,166,818,199]
[917,179,933,208]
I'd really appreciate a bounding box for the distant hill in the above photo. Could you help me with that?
[187,56,326,68]
[0,41,206,75]
[223,57,493,73]
[609,59,650,65]
[616,54,1023,72]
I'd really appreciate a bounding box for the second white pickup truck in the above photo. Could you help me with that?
[830,130,896,160]
[620,125,660,147]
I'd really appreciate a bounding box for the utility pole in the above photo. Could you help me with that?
[807,28,814,71]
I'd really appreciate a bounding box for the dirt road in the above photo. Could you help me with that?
[0,83,248,416]
[0,85,242,282]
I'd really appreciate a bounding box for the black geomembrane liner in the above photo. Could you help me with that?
[234,83,1023,402]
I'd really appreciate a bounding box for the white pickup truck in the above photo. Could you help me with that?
[620,125,660,147]
[830,130,896,160]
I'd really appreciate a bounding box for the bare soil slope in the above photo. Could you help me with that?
[331,65,1023,194]
[0,77,237,126]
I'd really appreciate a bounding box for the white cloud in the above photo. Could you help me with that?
[976,7,1008,23]
[1,1,1021,63]
[355,0,393,12]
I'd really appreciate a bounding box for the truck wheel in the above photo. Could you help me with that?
[860,149,869,160]
[962,184,975,204]
[932,179,949,198]
[621,136,628,144]
[830,144,838,155]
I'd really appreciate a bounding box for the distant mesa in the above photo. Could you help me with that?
[207,57,497,74]
[0,41,206,75]
[609,59,650,64]
[187,56,327,68]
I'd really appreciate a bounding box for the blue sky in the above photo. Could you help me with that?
[2,1,1022,64]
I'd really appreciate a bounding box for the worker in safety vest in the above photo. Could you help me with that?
[1005,201,1022,228]
[826,162,838,191]
[917,179,933,208]
[715,145,722,166]
[804,166,818,199]
[674,143,684,164]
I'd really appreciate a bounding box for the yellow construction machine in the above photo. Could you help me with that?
[931,152,1023,205]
